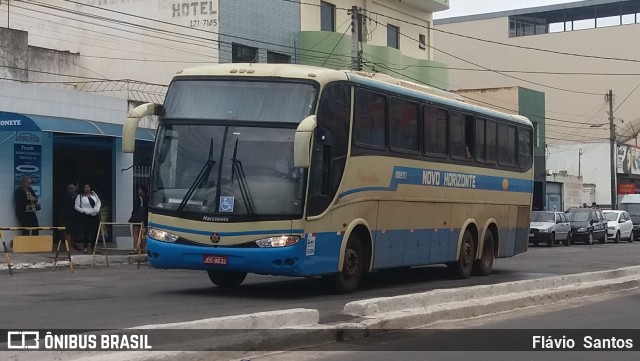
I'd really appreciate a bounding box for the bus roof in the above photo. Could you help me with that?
[174,63,532,127]
[175,63,349,84]
[347,72,532,127]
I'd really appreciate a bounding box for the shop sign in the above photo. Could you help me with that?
[14,143,42,197]
[618,183,636,195]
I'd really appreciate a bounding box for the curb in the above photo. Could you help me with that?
[343,265,640,317]
[132,308,320,330]
[0,255,148,271]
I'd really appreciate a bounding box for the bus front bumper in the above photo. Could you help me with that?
[145,237,306,276]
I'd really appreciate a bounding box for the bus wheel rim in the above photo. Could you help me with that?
[344,248,359,279]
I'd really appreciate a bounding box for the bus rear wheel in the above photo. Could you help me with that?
[448,230,475,279]
[473,231,494,276]
[333,235,364,294]
[207,271,247,288]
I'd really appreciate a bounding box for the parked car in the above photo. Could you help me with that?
[565,208,607,245]
[602,210,634,243]
[619,194,640,242]
[529,211,572,247]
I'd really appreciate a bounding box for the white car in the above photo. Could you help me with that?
[603,210,633,243]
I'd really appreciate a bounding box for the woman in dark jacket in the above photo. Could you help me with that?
[14,176,40,235]
[60,184,82,251]
[129,185,149,254]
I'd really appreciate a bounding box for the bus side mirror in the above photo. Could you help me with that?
[294,115,317,168]
[122,103,158,153]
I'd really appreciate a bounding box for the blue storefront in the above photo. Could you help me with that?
[0,111,155,236]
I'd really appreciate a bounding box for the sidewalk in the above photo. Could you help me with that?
[0,249,148,271]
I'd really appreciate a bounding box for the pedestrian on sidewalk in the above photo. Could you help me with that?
[60,183,82,251]
[14,176,40,235]
[74,183,101,254]
[128,185,149,254]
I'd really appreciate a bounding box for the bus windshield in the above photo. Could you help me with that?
[151,124,305,217]
[164,79,316,122]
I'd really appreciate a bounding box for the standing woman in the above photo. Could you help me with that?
[74,183,101,253]
[128,185,149,254]
[14,176,40,235]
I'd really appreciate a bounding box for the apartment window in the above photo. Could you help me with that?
[387,24,399,49]
[321,1,336,32]
[419,34,426,50]
[267,51,290,64]
[232,43,258,63]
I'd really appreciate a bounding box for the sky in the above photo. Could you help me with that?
[434,0,584,19]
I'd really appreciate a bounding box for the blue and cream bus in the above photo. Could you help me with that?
[122,63,533,293]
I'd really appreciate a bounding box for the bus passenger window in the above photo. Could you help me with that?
[390,98,419,152]
[423,106,447,156]
[450,111,467,159]
[354,90,386,148]
[464,115,475,159]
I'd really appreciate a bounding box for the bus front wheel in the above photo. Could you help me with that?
[333,235,364,294]
[448,230,475,279]
[207,271,247,288]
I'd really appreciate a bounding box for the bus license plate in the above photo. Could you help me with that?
[203,255,228,265]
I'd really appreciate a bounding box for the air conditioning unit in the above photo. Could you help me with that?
[546,169,554,176]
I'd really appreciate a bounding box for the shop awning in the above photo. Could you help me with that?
[26,114,156,142]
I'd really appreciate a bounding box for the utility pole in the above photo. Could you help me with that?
[607,89,617,209]
[350,6,363,71]
[579,148,583,177]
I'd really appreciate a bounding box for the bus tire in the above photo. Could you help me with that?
[473,231,494,276]
[333,235,364,294]
[207,271,247,288]
[448,229,475,279]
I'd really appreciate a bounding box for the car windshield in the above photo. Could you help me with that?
[604,212,619,221]
[531,212,554,222]
[566,212,590,222]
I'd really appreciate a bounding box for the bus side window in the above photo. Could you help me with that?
[354,89,386,148]
[308,82,351,217]
[464,115,475,159]
[423,105,448,156]
[518,127,533,170]
[450,111,468,159]
[390,97,419,152]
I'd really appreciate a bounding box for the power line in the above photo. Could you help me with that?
[367,8,640,65]
[364,15,603,96]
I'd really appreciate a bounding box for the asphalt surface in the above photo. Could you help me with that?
[252,289,640,361]
[1,242,640,329]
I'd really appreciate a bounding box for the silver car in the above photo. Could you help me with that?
[529,211,572,247]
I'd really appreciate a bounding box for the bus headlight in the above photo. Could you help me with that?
[255,235,300,248]
[148,228,179,243]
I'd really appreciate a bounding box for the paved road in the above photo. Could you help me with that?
[1,242,639,329]
[250,288,640,361]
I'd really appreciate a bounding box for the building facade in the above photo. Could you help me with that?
[0,0,452,238]
[434,0,640,208]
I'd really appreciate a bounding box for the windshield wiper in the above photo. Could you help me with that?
[178,139,216,213]
[230,138,256,215]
